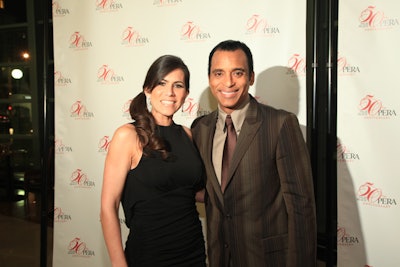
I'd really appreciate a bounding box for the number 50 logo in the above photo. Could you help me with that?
[181,97,199,116]
[357,182,382,203]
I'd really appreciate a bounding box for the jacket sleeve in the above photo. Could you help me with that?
[276,113,317,267]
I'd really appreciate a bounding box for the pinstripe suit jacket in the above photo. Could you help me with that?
[191,96,316,267]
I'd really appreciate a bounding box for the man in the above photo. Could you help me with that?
[191,40,317,267]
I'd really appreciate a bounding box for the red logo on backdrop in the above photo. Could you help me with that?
[121,26,149,47]
[337,54,360,76]
[68,237,95,257]
[153,0,183,7]
[122,99,132,119]
[98,136,111,153]
[337,226,360,246]
[180,21,211,42]
[52,1,70,16]
[358,94,397,119]
[359,6,399,30]
[97,64,125,84]
[287,53,306,76]
[96,0,123,12]
[70,101,95,120]
[55,139,73,154]
[70,169,95,188]
[181,97,200,118]
[54,207,72,223]
[337,143,360,162]
[69,32,93,50]
[357,182,397,208]
[245,14,280,36]
[54,71,72,86]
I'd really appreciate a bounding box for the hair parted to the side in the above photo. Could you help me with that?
[129,55,190,159]
[208,40,254,76]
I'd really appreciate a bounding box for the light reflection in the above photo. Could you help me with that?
[15,189,26,197]
[22,52,30,59]
[11,68,23,79]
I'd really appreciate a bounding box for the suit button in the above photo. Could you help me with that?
[224,243,229,248]
[226,214,231,219]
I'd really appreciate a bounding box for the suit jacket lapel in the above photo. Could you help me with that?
[198,111,225,204]
[227,97,262,188]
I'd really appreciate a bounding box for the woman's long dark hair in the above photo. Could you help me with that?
[129,55,190,159]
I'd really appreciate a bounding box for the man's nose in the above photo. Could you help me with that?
[224,74,235,87]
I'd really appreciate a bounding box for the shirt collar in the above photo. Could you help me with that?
[217,95,251,134]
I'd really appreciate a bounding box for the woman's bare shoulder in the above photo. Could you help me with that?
[109,123,139,147]
[182,125,192,140]
[114,123,136,137]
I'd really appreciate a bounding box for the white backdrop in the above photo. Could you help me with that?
[337,1,400,266]
[52,0,307,266]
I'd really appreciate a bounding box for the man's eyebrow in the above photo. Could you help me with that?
[211,69,223,73]
[211,68,245,72]
[232,68,245,72]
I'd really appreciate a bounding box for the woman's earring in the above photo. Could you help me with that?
[146,96,152,111]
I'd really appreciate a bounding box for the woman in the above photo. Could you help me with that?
[101,55,206,267]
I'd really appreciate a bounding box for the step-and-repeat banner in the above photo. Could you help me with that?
[52,1,307,266]
[337,1,400,266]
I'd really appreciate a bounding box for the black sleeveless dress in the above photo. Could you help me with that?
[121,123,206,267]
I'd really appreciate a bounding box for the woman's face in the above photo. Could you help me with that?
[145,68,188,125]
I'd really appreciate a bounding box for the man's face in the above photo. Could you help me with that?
[209,49,254,114]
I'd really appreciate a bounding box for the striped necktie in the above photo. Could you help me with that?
[221,115,237,193]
